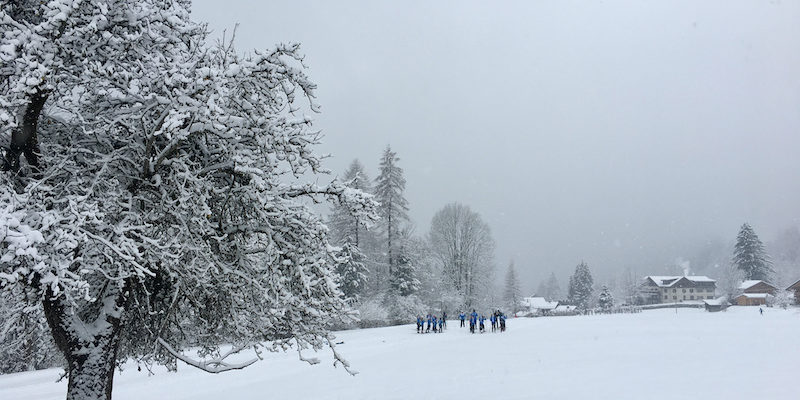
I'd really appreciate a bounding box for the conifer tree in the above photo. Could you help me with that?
[335,243,369,302]
[598,285,614,311]
[391,245,420,296]
[504,261,523,313]
[545,272,561,301]
[374,146,410,274]
[568,261,594,310]
[732,223,773,281]
[329,159,373,247]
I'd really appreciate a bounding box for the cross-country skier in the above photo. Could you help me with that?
[500,314,506,332]
[438,317,444,332]
[432,315,438,333]
[459,312,466,328]
[416,315,422,333]
[442,311,447,328]
[426,314,432,333]
[479,315,486,333]
[490,314,496,332]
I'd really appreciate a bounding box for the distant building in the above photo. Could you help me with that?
[787,279,800,304]
[519,296,559,316]
[641,276,717,304]
[703,297,729,312]
[738,280,777,295]
[734,293,770,306]
[733,280,776,306]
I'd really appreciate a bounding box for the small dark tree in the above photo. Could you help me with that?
[732,223,773,281]
[504,261,523,313]
[391,245,420,296]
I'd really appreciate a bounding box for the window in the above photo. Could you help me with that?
[673,296,677,300]
[690,296,694,300]
[682,289,686,293]
[707,296,713,299]
[690,289,694,293]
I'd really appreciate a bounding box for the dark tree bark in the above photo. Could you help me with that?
[3,91,47,172]
[42,285,128,400]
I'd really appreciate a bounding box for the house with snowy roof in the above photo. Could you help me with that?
[519,296,559,316]
[640,276,716,304]
[787,279,800,305]
[734,280,777,306]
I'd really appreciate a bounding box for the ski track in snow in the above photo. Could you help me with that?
[1,307,797,400]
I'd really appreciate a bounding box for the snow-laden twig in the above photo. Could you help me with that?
[157,338,258,374]
[327,334,358,376]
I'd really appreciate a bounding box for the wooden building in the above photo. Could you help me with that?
[734,293,769,306]
[787,279,800,305]
[738,280,777,296]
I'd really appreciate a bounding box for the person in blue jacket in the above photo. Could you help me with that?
[426,314,432,333]
[469,309,478,334]
[490,314,496,332]
[479,315,486,333]
[416,315,421,333]
[432,315,438,333]
[499,314,507,332]
[438,317,444,332]
[459,312,466,328]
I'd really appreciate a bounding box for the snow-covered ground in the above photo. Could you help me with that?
[2,306,797,400]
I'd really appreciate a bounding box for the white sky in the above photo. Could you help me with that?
[191,0,800,291]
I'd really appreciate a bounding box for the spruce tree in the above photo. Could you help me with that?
[374,146,410,274]
[335,242,369,302]
[329,159,373,247]
[732,223,773,281]
[568,261,594,310]
[545,272,561,301]
[504,261,523,313]
[391,245,420,296]
[598,285,614,311]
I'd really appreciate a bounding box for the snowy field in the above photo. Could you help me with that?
[2,306,797,400]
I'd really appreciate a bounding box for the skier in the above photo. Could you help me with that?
[759,307,764,316]
[432,315,438,333]
[490,314,496,332]
[438,317,444,332]
[499,313,506,332]
[479,315,486,333]
[416,315,422,333]
[459,312,466,328]
[426,314,432,333]
[442,311,447,328]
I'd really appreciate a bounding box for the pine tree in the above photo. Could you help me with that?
[374,146,410,274]
[335,243,369,302]
[329,159,373,247]
[504,261,523,313]
[732,223,773,281]
[598,285,614,311]
[568,261,594,310]
[545,272,561,301]
[391,245,420,296]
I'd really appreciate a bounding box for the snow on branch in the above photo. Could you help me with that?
[328,334,358,376]
[157,338,258,374]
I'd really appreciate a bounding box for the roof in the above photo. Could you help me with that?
[645,275,716,288]
[522,297,559,310]
[703,297,729,306]
[787,278,800,291]
[735,293,769,299]
[738,280,771,290]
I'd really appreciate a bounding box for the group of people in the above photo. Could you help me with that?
[416,312,448,333]
[458,310,507,334]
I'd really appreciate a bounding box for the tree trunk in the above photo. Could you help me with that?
[42,286,127,400]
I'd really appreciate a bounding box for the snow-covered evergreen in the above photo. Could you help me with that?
[503,262,522,313]
[568,262,594,310]
[732,223,773,281]
[598,285,614,311]
[373,146,410,274]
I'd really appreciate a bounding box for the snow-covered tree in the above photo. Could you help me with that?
[568,262,594,310]
[732,223,773,281]
[429,202,495,307]
[598,285,614,311]
[544,272,562,301]
[503,261,522,313]
[334,243,369,302]
[0,289,62,373]
[374,146,409,275]
[390,244,420,296]
[0,2,376,399]
[329,159,373,247]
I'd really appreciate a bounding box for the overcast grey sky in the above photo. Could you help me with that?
[192,0,800,292]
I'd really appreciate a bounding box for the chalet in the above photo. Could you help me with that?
[641,276,716,304]
[520,296,559,316]
[787,279,800,305]
[703,297,729,312]
[734,280,776,306]
[738,280,777,295]
[734,293,770,306]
